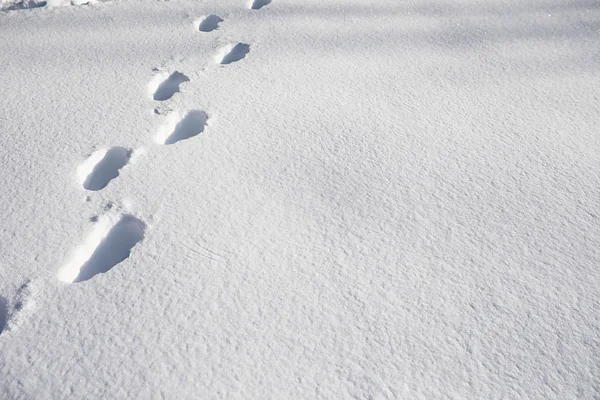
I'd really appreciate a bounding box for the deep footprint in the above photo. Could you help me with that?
[0,282,30,335]
[2,1,47,11]
[0,297,7,335]
[198,14,223,32]
[156,110,209,145]
[150,71,190,101]
[250,0,271,10]
[58,214,146,283]
[12,282,31,315]
[78,147,131,191]
[217,43,250,65]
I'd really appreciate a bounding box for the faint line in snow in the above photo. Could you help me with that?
[180,242,218,263]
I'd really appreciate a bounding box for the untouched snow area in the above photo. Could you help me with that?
[1,0,599,398]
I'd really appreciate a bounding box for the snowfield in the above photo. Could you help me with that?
[0,0,599,398]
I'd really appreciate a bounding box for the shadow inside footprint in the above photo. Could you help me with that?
[74,215,145,283]
[3,1,47,11]
[83,147,131,191]
[220,43,250,65]
[199,14,223,32]
[250,0,271,10]
[164,110,208,145]
[153,71,190,101]
[0,297,7,335]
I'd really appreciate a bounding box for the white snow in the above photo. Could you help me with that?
[1,0,599,398]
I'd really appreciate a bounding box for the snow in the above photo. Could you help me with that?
[0,0,599,398]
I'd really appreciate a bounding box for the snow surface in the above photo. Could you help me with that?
[1,0,599,398]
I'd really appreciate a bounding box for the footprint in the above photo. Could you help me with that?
[0,282,33,335]
[149,71,190,101]
[197,14,223,32]
[0,297,7,335]
[77,147,132,191]
[2,0,47,11]
[58,214,146,283]
[12,282,31,315]
[216,43,250,65]
[249,0,271,10]
[155,110,209,145]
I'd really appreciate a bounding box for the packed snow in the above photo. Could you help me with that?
[0,0,599,398]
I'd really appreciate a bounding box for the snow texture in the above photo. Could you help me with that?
[1,0,599,398]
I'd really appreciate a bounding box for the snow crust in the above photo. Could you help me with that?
[0,0,599,398]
